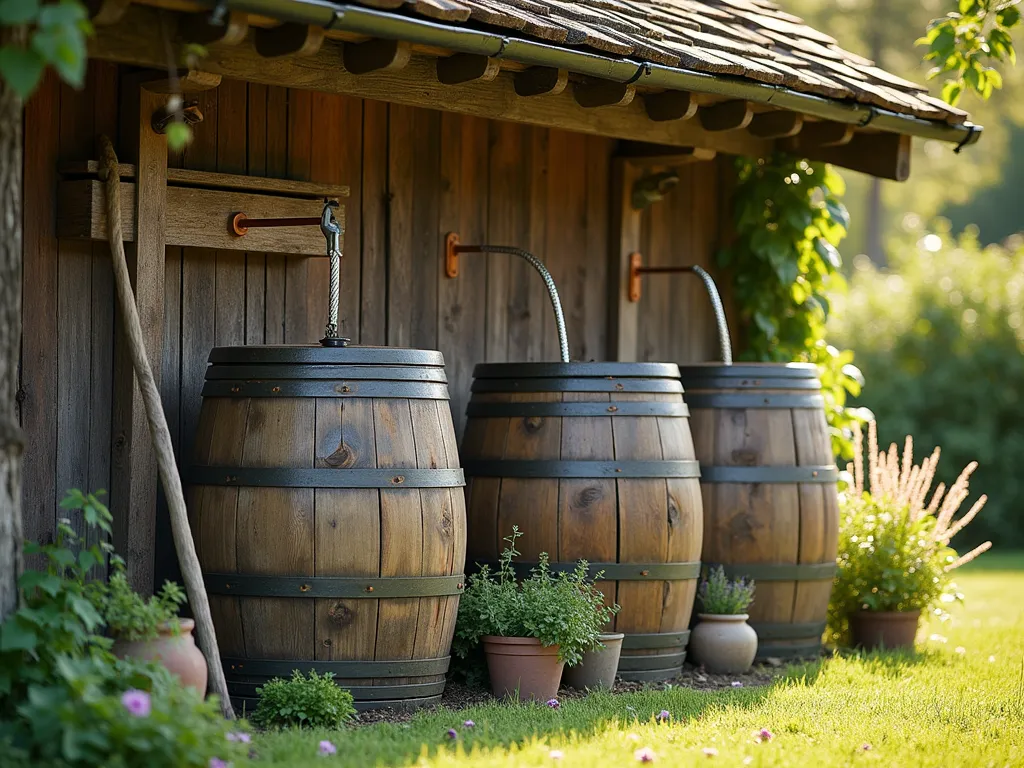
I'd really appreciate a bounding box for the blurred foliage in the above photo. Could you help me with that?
[829,223,1024,547]
[719,155,864,461]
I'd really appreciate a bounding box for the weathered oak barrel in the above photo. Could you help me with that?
[462,362,704,682]
[679,362,839,660]
[188,345,467,711]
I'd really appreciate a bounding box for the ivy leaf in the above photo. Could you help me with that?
[31,25,86,89]
[0,0,39,24]
[814,238,842,270]
[825,200,850,230]
[0,618,39,652]
[0,45,44,99]
[942,80,964,106]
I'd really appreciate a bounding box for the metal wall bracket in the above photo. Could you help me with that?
[445,231,460,278]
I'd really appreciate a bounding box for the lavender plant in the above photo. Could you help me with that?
[697,566,755,615]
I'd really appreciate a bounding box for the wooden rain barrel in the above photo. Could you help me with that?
[461,362,704,682]
[188,345,467,711]
[679,362,839,660]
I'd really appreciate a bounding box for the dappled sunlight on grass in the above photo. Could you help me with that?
[245,559,1024,767]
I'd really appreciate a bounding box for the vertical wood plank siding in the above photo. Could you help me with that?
[19,72,728,585]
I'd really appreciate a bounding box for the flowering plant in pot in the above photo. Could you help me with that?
[454,527,618,701]
[690,566,758,674]
[829,422,992,650]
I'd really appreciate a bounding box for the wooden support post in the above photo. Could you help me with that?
[177,11,249,46]
[748,110,804,138]
[254,23,324,58]
[573,80,635,108]
[437,53,501,85]
[644,91,697,122]
[608,158,642,361]
[343,38,412,75]
[698,100,753,132]
[800,131,912,181]
[513,67,568,97]
[110,86,168,595]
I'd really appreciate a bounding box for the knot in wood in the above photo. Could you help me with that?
[523,416,544,433]
[730,449,760,466]
[327,603,353,627]
[324,444,355,468]
[573,486,603,509]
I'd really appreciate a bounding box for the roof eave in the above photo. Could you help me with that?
[222,0,983,149]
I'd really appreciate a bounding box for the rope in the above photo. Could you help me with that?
[99,136,234,719]
[688,265,733,365]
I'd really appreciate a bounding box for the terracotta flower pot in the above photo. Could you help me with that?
[850,609,921,650]
[482,635,564,702]
[563,632,624,691]
[112,618,208,694]
[690,614,758,674]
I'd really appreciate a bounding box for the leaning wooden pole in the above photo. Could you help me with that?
[98,136,234,719]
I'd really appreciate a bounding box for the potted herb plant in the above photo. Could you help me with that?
[689,565,757,674]
[830,422,992,650]
[90,562,208,694]
[454,527,618,701]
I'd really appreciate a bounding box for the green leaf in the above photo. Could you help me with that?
[941,80,964,106]
[814,237,842,270]
[19,570,63,597]
[0,618,39,651]
[0,45,43,99]
[165,120,192,151]
[31,24,86,88]
[0,0,39,24]
[998,5,1020,27]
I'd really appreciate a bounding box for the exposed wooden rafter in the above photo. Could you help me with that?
[437,53,501,85]
[178,10,249,46]
[698,100,754,132]
[789,120,856,147]
[343,38,412,75]
[644,91,697,122]
[253,23,325,58]
[513,67,569,97]
[573,80,635,108]
[801,132,912,181]
[748,110,804,139]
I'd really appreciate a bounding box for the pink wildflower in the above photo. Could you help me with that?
[656,710,671,723]
[319,740,337,756]
[862,744,872,751]
[547,698,561,710]
[121,690,151,718]
[634,747,657,762]
[226,732,251,744]
[463,720,475,728]
[446,729,458,740]
[731,681,743,688]
[758,729,774,742]
[209,760,230,768]
[702,747,719,758]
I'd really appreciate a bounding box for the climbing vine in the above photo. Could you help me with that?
[717,155,864,461]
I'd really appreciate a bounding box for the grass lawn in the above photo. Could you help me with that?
[242,552,1024,767]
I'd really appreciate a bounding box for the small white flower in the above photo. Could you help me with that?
[731,681,743,688]
[702,747,719,758]
[955,646,966,654]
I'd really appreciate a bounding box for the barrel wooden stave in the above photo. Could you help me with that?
[189,347,466,710]
[682,364,839,659]
[463,365,703,680]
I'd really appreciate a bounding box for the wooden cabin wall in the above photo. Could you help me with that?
[17,65,730,586]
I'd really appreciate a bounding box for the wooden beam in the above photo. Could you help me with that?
[253,23,324,58]
[177,10,249,46]
[698,100,754,132]
[788,120,855,148]
[437,53,501,85]
[644,91,697,122]
[110,85,167,595]
[800,131,912,181]
[88,5,772,157]
[573,80,636,108]
[748,111,804,139]
[343,38,411,75]
[616,144,717,166]
[139,69,222,94]
[514,67,568,97]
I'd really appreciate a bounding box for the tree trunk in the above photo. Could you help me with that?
[0,27,26,623]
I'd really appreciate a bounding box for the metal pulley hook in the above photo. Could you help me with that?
[319,201,348,348]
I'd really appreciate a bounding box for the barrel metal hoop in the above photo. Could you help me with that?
[472,362,681,380]
[469,561,701,581]
[471,379,683,394]
[462,460,700,479]
[465,402,689,418]
[202,380,451,400]
[678,363,819,381]
[749,621,827,640]
[206,364,449,383]
[621,630,691,650]
[190,467,466,488]
[208,345,445,366]
[617,651,688,671]
[682,377,821,391]
[685,394,825,410]
[227,680,447,701]
[617,665,685,682]
[699,465,838,484]
[222,656,451,678]
[205,573,466,598]
[755,641,823,660]
[713,562,838,581]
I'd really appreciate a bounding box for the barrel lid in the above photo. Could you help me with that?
[678,362,819,381]
[472,362,681,380]
[208,345,445,367]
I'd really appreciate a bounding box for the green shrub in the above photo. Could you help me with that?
[0,490,245,768]
[697,566,755,615]
[89,569,187,642]
[830,224,1024,546]
[252,671,355,729]
[454,527,619,666]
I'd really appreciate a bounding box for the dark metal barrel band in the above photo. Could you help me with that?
[202,380,451,400]
[466,402,688,418]
[205,573,466,598]
[206,365,449,383]
[222,656,451,678]
[678,364,819,381]
[471,379,683,394]
[621,630,691,650]
[684,394,825,410]
[473,362,681,380]
[209,345,445,367]
[699,465,838,484]
[618,664,685,683]
[189,467,465,489]
[755,641,823,660]
[463,460,700,479]
[714,563,837,581]
[617,651,687,672]
[682,377,821,391]
[749,621,827,641]
[226,680,447,701]
[470,561,701,582]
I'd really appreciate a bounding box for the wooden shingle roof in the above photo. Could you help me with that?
[348,0,969,125]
